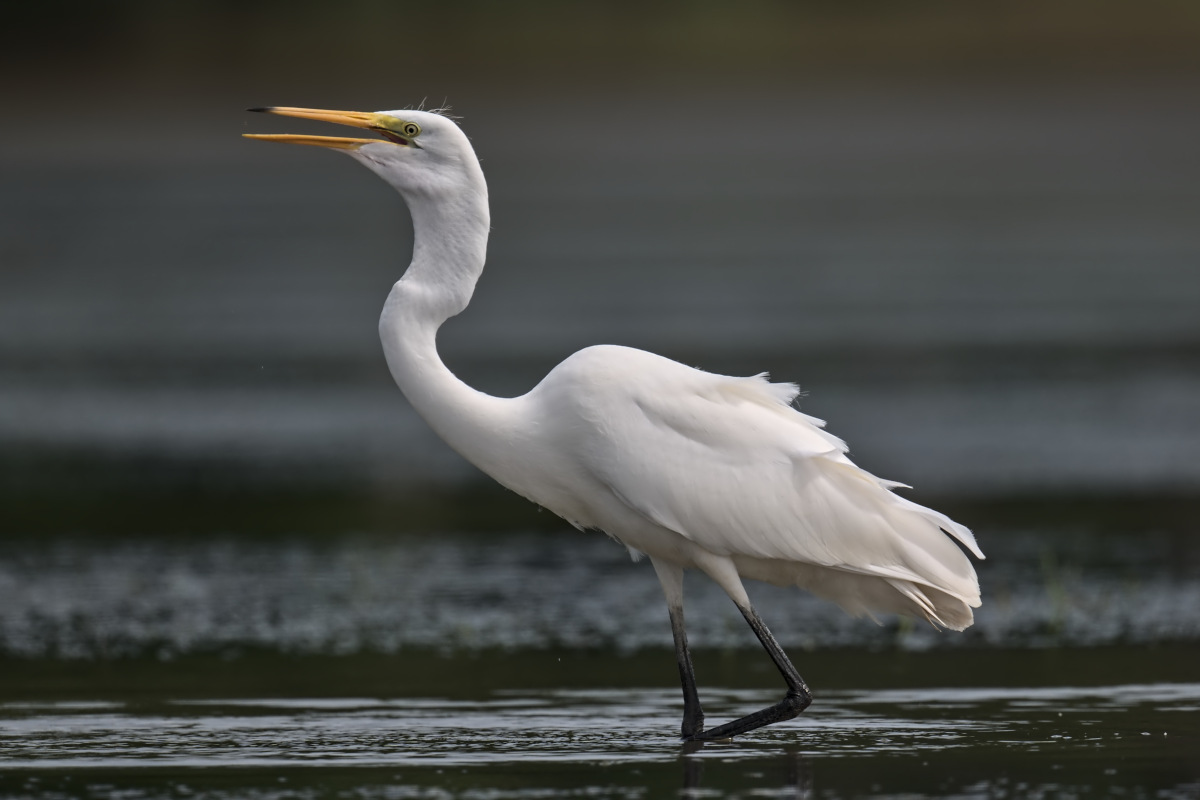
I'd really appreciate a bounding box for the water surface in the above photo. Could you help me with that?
[2,683,1196,798]
[2,526,1198,797]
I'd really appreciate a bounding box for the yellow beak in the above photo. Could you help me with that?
[243,106,399,150]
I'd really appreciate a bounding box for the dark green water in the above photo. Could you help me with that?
[2,661,1197,798]
[2,528,1198,798]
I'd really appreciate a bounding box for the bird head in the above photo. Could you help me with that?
[244,106,481,199]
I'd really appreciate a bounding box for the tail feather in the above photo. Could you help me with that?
[890,492,985,560]
[887,578,976,630]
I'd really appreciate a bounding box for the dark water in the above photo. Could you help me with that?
[2,528,1199,797]
[2,682,1198,797]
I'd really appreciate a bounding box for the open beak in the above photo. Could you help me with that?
[243,106,405,150]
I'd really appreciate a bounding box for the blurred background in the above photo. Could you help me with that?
[1,1,1199,794]
[4,0,1200,512]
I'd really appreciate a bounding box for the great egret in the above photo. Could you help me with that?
[245,106,984,741]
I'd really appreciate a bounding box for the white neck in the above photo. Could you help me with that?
[377,177,518,478]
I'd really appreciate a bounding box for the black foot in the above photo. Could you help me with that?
[683,690,811,741]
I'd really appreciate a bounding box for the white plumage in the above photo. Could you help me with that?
[537,345,982,628]
[247,106,984,740]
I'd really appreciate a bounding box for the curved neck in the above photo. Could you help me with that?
[378,182,517,477]
[403,185,490,320]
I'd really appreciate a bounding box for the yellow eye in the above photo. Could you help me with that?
[401,122,421,137]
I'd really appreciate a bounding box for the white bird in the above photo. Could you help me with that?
[246,106,984,741]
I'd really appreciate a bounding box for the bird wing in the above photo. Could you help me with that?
[580,363,983,610]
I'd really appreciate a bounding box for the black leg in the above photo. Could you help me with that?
[667,602,705,739]
[687,604,812,741]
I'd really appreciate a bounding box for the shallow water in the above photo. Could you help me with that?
[2,526,1198,797]
[2,683,1197,797]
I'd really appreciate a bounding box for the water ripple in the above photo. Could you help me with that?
[2,683,1196,770]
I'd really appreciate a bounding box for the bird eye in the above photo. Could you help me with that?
[401,122,421,137]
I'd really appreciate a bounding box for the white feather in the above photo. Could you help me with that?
[526,345,982,630]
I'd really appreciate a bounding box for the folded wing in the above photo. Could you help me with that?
[581,366,984,629]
